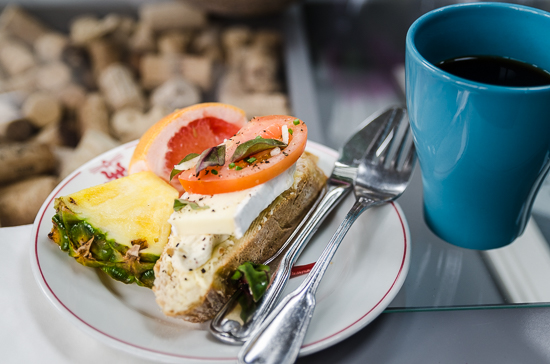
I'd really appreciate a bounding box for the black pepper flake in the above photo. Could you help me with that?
[236,141,240,144]
[205,170,210,175]
[202,237,206,241]
[176,243,180,247]
[212,209,216,212]
[189,269,193,271]
[265,161,270,163]
[201,268,206,273]
[283,152,288,156]
[183,255,187,258]
[184,278,188,280]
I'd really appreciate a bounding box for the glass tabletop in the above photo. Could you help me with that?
[299,0,550,311]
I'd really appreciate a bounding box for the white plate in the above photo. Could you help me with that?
[30,140,410,363]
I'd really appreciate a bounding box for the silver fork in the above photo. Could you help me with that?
[238,110,416,364]
[210,107,406,344]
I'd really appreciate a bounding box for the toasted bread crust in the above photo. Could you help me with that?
[153,152,326,322]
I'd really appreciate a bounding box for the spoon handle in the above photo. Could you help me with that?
[238,197,372,364]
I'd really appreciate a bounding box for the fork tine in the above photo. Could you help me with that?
[365,108,405,161]
[379,110,410,166]
[404,144,417,170]
[399,130,417,171]
[390,123,414,169]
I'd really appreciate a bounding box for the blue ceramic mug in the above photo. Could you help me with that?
[406,3,550,250]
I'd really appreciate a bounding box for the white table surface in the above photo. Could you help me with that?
[5,223,550,364]
[1,224,157,364]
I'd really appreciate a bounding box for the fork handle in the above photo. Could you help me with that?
[211,182,351,344]
[238,197,373,364]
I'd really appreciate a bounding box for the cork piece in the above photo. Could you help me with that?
[34,32,69,62]
[190,27,222,61]
[61,46,95,90]
[218,72,289,118]
[32,123,63,147]
[139,54,181,90]
[222,26,252,67]
[58,129,120,179]
[0,98,22,131]
[140,2,207,32]
[36,62,72,91]
[158,31,192,55]
[111,105,169,143]
[3,69,36,93]
[110,107,145,143]
[221,92,289,119]
[5,118,36,141]
[22,92,62,128]
[253,29,282,54]
[180,55,213,91]
[0,142,56,184]
[54,83,87,110]
[98,63,145,111]
[150,77,201,111]
[241,47,280,93]
[0,5,49,44]
[87,38,120,77]
[129,22,156,53]
[78,93,110,136]
[70,14,120,46]
[222,26,252,49]
[58,108,80,148]
[0,38,36,76]
[109,16,136,47]
[0,175,57,226]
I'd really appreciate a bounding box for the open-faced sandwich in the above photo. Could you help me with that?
[48,103,326,323]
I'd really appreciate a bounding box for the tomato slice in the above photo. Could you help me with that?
[178,115,307,194]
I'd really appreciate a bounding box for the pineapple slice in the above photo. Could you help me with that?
[49,171,178,288]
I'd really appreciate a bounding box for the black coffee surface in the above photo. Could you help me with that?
[436,55,550,87]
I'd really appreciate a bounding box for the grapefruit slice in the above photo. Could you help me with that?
[129,103,247,191]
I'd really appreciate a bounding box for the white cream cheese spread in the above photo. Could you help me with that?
[168,233,230,271]
[167,162,297,271]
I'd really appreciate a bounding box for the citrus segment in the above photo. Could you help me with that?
[178,115,307,195]
[164,117,241,171]
[128,103,247,192]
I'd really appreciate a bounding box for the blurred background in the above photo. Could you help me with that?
[3,0,550,313]
[2,0,550,227]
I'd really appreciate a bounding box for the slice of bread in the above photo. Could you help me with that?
[153,152,327,322]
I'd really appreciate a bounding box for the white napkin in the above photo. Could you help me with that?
[0,225,157,364]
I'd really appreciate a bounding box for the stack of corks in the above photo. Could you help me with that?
[0,2,289,227]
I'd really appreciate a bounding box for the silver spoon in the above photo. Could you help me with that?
[238,107,416,364]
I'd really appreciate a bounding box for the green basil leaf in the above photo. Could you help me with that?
[195,145,226,174]
[173,198,209,212]
[181,153,200,163]
[230,137,287,163]
[233,262,270,302]
[170,153,200,180]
